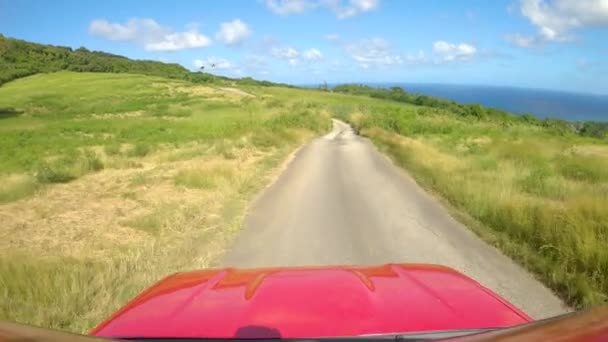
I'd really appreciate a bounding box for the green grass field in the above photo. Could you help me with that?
[336,103,608,308]
[1,70,607,332]
[0,72,330,331]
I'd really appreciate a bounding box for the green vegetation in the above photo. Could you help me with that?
[175,167,235,190]
[333,84,608,138]
[0,34,293,88]
[0,71,330,332]
[333,90,608,308]
[1,36,607,333]
[36,150,104,183]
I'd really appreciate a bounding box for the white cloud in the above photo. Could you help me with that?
[433,41,477,61]
[193,57,235,70]
[302,48,323,60]
[89,18,211,51]
[271,46,300,59]
[90,18,164,42]
[270,46,301,66]
[193,57,241,76]
[216,19,251,46]
[268,45,322,67]
[345,38,403,68]
[264,0,378,18]
[324,0,379,19]
[146,32,211,51]
[504,33,540,48]
[404,50,430,65]
[508,0,608,47]
[339,37,477,68]
[265,0,315,15]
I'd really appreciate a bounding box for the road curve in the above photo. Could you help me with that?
[222,119,568,319]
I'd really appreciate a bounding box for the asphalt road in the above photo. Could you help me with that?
[222,119,569,319]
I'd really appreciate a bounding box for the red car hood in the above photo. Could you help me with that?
[91,264,531,339]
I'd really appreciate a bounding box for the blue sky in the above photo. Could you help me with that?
[1,0,607,94]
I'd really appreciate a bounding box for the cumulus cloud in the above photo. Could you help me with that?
[302,48,323,60]
[508,0,608,47]
[146,32,211,51]
[324,0,379,19]
[269,45,323,66]
[340,37,477,68]
[345,38,403,68]
[263,0,379,18]
[89,18,211,51]
[340,38,431,68]
[216,19,251,46]
[270,46,300,66]
[193,57,242,76]
[264,0,316,15]
[404,50,430,65]
[504,33,540,48]
[433,41,477,61]
[193,57,235,70]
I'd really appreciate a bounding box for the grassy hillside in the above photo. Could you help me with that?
[238,84,608,308]
[333,84,608,138]
[1,49,607,332]
[0,72,330,331]
[333,99,608,309]
[0,35,291,88]
[0,35,188,85]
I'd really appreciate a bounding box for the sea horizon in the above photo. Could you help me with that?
[305,82,608,123]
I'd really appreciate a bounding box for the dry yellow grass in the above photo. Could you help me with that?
[0,72,330,332]
[0,129,316,332]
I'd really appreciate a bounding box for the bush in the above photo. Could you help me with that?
[37,158,78,183]
[36,151,103,183]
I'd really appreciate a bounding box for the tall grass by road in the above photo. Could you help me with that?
[338,103,608,308]
[0,72,330,332]
[1,70,607,333]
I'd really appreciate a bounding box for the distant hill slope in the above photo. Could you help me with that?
[0,34,191,85]
[0,35,290,88]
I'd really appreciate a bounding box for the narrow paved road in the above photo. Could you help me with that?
[222,120,568,319]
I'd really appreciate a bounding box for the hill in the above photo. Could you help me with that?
[0,34,291,88]
[0,71,329,331]
[1,37,608,331]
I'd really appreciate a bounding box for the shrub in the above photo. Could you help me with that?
[37,157,78,183]
[36,151,103,183]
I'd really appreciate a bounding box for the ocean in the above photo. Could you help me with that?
[369,83,608,122]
